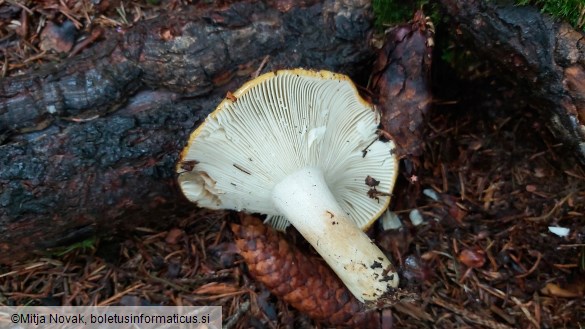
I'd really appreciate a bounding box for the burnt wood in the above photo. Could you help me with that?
[0,0,375,263]
[440,0,585,164]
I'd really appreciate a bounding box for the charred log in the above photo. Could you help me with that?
[0,0,375,263]
[440,0,585,164]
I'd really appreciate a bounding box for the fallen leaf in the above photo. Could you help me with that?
[458,248,486,268]
[165,228,184,244]
[541,282,583,298]
[40,20,77,53]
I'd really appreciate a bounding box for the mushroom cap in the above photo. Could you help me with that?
[177,68,398,231]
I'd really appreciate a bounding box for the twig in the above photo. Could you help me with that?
[223,300,250,329]
[515,251,542,279]
[97,283,144,306]
[511,296,540,329]
[525,193,573,221]
[431,296,514,329]
[252,55,270,78]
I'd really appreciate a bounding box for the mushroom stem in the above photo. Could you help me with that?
[271,167,399,303]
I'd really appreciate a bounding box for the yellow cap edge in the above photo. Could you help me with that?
[177,68,398,231]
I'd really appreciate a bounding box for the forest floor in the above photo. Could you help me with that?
[0,1,583,328]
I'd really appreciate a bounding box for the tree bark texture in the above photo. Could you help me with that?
[440,0,585,164]
[0,0,375,263]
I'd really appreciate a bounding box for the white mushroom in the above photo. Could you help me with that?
[177,69,399,303]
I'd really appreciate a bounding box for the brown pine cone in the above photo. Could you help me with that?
[231,213,385,328]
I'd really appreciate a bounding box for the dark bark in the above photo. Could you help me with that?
[0,0,375,263]
[440,0,585,164]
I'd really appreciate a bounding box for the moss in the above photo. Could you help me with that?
[516,0,585,31]
[372,0,430,29]
[47,237,97,256]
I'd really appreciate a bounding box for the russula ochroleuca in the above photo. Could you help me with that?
[177,69,399,303]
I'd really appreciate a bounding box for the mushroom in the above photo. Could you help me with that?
[177,69,399,303]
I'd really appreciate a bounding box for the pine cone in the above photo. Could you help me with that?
[231,213,383,328]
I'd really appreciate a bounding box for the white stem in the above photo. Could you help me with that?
[271,167,399,303]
